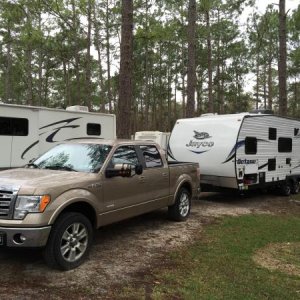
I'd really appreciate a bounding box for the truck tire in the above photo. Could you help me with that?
[168,187,191,222]
[280,182,291,196]
[291,180,300,194]
[44,212,93,270]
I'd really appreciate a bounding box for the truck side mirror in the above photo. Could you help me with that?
[105,163,132,178]
[135,164,143,175]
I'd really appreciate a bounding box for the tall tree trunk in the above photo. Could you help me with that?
[255,53,260,109]
[4,27,12,102]
[71,0,81,105]
[85,0,92,110]
[37,13,43,106]
[106,0,113,113]
[206,10,213,113]
[186,0,196,118]
[278,0,287,116]
[267,58,273,110]
[117,0,133,138]
[93,3,105,112]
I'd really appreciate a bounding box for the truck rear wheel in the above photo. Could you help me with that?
[168,187,191,222]
[291,180,300,194]
[280,182,291,196]
[44,212,93,270]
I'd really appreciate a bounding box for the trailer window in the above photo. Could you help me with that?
[268,158,276,171]
[295,128,299,136]
[278,137,292,153]
[140,145,163,168]
[268,128,277,140]
[87,123,101,135]
[0,117,28,136]
[245,137,257,154]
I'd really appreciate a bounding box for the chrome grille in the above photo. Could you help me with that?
[0,186,19,219]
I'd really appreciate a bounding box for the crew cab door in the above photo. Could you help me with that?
[102,145,147,211]
[137,145,169,203]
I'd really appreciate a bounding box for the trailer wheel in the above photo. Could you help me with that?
[291,180,300,194]
[280,182,291,197]
[44,212,93,270]
[168,187,191,222]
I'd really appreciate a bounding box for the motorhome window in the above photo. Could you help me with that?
[87,123,101,135]
[295,128,299,136]
[140,145,163,168]
[268,158,276,171]
[245,137,257,154]
[0,117,28,136]
[268,128,277,140]
[278,137,292,152]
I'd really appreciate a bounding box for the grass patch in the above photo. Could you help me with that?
[119,215,300,299]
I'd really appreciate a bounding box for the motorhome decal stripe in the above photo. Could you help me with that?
[39,117,81,129]
[45,125,80,143]
[293,164,300,170]
[21,140,39,159]
[223,140,245,163]
[65,137,104,141]
[258,162,269,170]
[189,149,209,154]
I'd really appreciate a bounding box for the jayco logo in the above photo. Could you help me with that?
[186,130,214,150]
[193,130,211,140]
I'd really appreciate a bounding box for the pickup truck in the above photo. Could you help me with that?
[0,140,200,270]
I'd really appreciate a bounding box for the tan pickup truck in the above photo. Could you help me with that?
[0,140,200,270]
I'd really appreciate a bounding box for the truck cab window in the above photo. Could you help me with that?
[110,146,139,167]
[0,117,28,136]
[87,123,101,135]
[278,137,292,153]
[245,137,257,154]
[140,145,163,168]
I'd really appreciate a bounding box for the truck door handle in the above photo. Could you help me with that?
[162,173,168,177]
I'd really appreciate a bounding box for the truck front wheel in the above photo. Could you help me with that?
[168,187,191,222]
[44,212,93,270]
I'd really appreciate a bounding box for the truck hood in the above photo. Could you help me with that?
[0,168,98,195]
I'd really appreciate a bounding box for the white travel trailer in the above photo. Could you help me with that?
[0,104,116,169]
[168,113,300,195]
[134,131,170,151]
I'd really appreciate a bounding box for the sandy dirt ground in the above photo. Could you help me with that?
[1,192,300,299]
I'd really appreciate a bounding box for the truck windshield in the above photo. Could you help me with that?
[31,143,112,173]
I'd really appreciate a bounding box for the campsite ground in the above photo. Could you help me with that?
[1,191,300,299]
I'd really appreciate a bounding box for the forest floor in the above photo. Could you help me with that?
[0,191,300,299]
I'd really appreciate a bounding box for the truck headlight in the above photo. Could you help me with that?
[14,195,51,220]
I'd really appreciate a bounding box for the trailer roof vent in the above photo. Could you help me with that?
[66,105,89,112]
[250,109,274,115]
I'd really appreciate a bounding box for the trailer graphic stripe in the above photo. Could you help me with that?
[39,117,81,130]
[223,140,245,163]
[189,150,209,154]
[258,162,269,170]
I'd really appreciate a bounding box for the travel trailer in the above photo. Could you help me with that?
[168,113,300,195]
[134,131,170,151]
[0,104,116,169]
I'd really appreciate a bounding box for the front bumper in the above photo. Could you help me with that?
[0,226,51,247]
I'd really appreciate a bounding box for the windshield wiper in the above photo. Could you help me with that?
[25,162,39,169]
[44,165,78,172]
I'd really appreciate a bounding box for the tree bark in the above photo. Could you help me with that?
[85,0,92,110]
[117,0,133,138]
[278,0,287,116]
[106,0,113,113]
[186,0,196,118]
[206,10,213,113]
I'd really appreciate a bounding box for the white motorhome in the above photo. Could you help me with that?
[0,104,116,169]
[168,113,300,195]
[134,131,170,151]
